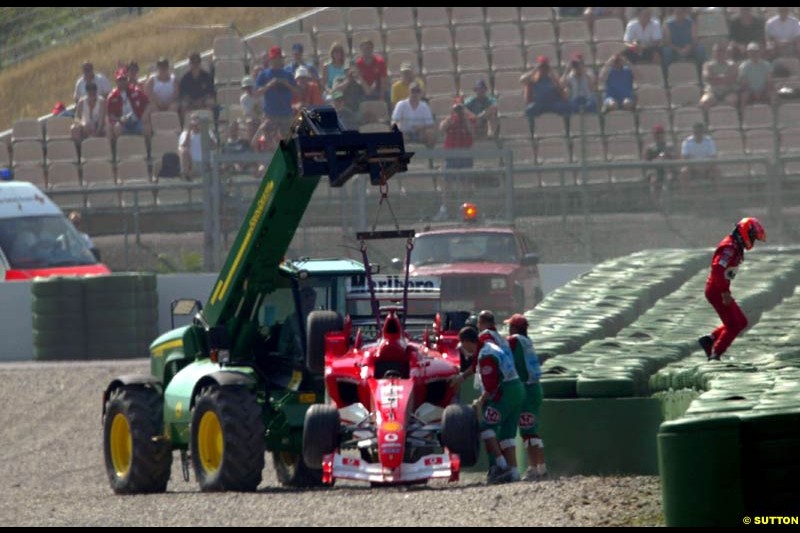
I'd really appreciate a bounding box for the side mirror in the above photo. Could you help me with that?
[522,252,539,266]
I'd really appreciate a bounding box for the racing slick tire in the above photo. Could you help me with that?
[190,385,265,492]
[272,451,326,487]
[306,311,343,374]
[302,404,340,469]
[103,385,172,494]
[442,403,480,467]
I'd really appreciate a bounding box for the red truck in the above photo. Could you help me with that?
[408,204,543,318]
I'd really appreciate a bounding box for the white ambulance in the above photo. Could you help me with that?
[0,181,110,280]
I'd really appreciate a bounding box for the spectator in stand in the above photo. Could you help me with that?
[179,53,216,125]
[561,53,598,114]
[106,68,151,144]
[765,7,800,60]
[126,60,144,90]
[250,118,282,176]
[738,42,774,113]
[331,69,366,122]
[355,39,388,102]
[436,95,477,220]
[292,66,324,112]
[330,91,357,130]
[391,62,426,109]
[521,55,569,130]
[623,7,663,65]
[700,43,739,111]
[145,57,179,113]
[285,43,319,80]
[729,7,766,62]
[179,112,217,178]
[643,123,677,205]
[239,76,261,122]
[662,7,705,77]
[391,82,435,147]
[321,42,349,94]
[68,211,94,250]
[599,52,636,113]
[680,122,719,192]
[221,119,253,174]
[256,46,298,133]
[465,79,498,139]
[71,81,106,143]
[74,61,112,105]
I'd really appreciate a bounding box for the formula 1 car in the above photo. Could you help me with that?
[302,230,480,485]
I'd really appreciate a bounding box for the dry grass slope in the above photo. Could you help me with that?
[0,7,308,129]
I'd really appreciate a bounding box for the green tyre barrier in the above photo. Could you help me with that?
[34,343,85,361]
[540,377,577,399]
[32,313,84,332]
[576,375,637,398]
[658,415,745,526]
[31,298,83,315]
[31,277,83,298]
[83,274,138,294]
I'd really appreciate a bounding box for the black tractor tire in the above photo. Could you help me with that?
[441,403,480,467]
[103,385,172,494]
[272,451,325,487]
[306,311,343,374]
[190,385,265,492]
[302,404,340,468]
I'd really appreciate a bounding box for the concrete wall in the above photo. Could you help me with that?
[0,265,594,362]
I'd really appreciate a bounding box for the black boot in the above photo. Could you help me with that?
[698,335,714,358]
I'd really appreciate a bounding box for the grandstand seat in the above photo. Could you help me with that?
[778,102,800,130]
[637,85,669,109]
[499,115,532,140]
[487,7,520,25]
[13,165,46,189]
[671,107,703,134]
[713,130,744,156]
[497,93,525,117]
[359,100,390,124]
[316,31,349,58]
[245,35,278,60]
[780,128,800,154]
[81,160,118,207]
[150,133,179,162]
[151,112,182,135]
[213,35,245,62]
[12,141,43,167]
[387,51,420,76]
[0,146,9,168]
[637,64,665,88]
[559,42,592,68]
[557,19,588,43]
[382,7,414,31]
[385,29,419,53]
[348,7,380,32]
[638,108,671,134]
[669,85,701,109]
[520,7,554,23]
[216,87,240,109]
[115,136,147,162]
[603,110,636,135]
[571,135,608,184]
[535,137,571,186]
[359,122,392,133]
[421,27,453,51]
[489,24,523,48]
[742,104,774,130]
[46,140,78,165]
[11,119,43,144]
[426,95,453,119]
[526,44,558,68]
[707,105,740,131]
[425,74,457,98]
[46,162,81,189]
[569,113,602,137]
[532,113,567,138]
[667,63,699,87]
[593,41,625,66]
[491,47,524,72]
[744,129,775,157]
[593,18,624,42]
[416,7,450,28]
[213,60,245,88]
[606,135,642,182]
[351,31,383,54]
[696,11,728,38]
[457,48,490,73]
[80,138,113,163]
[493,71,523,96]
[45,116,74,142]
[458,72,491,94]
[451,7,485,26]
[117,160,155,206]
[454,25,488,50]
[422,50,455,75]
[773,57,800,78]
[309,7,345,32]
[523,22,557,46]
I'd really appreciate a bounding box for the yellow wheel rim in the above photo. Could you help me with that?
[198,411,224,474]
[110,413,132,478]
